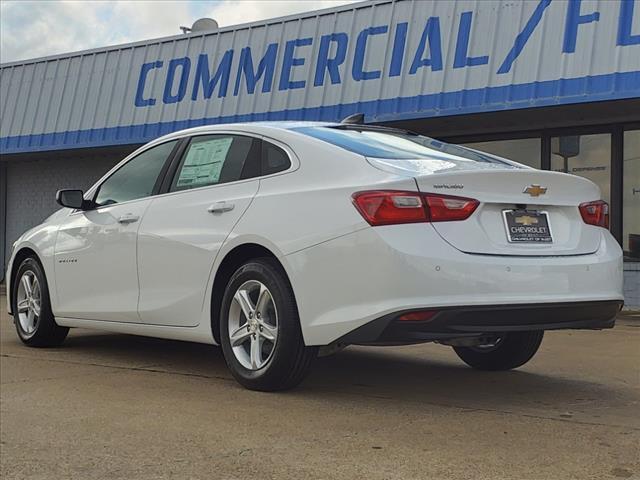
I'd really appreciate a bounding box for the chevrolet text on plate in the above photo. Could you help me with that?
[6,118,623,391]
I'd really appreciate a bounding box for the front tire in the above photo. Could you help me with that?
[219,258,317,391]
[12,257,69,347]
[453,331,544,371]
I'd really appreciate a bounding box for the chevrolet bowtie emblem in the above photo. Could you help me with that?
[523,185,547,197]
[515,215,539,226]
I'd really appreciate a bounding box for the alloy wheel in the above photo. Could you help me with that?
[228,280,279,370]
[16,271,41,336]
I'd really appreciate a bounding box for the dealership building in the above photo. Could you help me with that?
[1,0,639,306]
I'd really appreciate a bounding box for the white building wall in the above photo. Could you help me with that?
[1,0,639,154]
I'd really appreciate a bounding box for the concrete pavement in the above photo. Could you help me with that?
[1,295,639,479]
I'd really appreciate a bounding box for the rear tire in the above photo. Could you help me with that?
[12,257,69,347]
[219,258,317,391]
[453,331,544,371]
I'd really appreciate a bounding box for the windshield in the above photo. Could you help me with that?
[294,126,514,166]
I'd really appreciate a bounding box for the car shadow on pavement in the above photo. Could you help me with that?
[307,347,612,408]
[35,329,629,415]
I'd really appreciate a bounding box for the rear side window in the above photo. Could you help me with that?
[94,140,178,206]
[294,126,512,165]
[262,141,291,175]
[170,135,260,192]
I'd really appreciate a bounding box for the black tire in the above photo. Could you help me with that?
[453,331,544,371]
[219,258,317,391]
[11,257,69,347]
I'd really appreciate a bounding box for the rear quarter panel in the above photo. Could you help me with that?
[232,129,417,255]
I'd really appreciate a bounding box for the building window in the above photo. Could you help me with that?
[624,130,640,261]
[551,134,611,205]
[462,138,541,169]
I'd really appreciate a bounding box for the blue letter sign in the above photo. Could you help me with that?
[314,33,348,86]
[163,57,191,104]
[234,44,279,96]
[453,12,489,68]
[191,51,234,100]
[563,0,600,53]
[409,17,443,73]
[497,0,552,74]
[352,26,389,81]
[279,38,313,91]
[135,61,163,107]
[617,0,640,45]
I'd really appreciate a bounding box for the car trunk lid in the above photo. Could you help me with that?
[369,158,603,256]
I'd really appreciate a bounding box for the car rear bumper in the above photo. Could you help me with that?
[286,223,624,346]
[337,300,623,345]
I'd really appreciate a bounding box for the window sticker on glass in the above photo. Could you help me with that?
[176,137,233,187]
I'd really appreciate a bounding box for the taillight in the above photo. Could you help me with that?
[352,191,427,226]
[352,191,479,226]
[423,194,479,222]
[579,200,609,228]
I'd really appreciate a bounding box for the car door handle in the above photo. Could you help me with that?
[207,202,235,213]
[117,214,140,224]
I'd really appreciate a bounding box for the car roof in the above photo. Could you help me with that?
[149,121,336,143]
[146,121,415,149]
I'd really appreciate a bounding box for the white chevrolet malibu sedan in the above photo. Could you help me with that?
[6,120,623,391]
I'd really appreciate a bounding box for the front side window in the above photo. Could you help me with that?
[171,135,260,192]
[94,140,178,206]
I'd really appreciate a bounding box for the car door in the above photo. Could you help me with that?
[54,139,180,322]
[136,134,264,326]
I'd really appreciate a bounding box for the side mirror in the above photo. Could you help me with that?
[56,189,86,209]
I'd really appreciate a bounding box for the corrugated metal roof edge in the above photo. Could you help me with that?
[2,71,639,155]
[0,0,386,68]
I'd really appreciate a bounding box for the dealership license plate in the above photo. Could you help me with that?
[503,210,553,243]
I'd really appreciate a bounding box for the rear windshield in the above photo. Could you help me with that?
[294,126,511,165]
